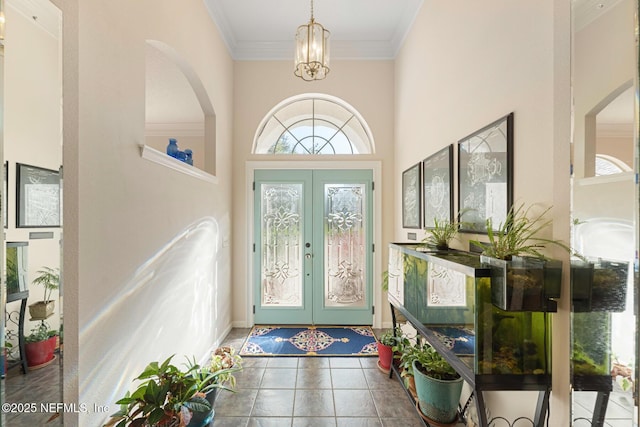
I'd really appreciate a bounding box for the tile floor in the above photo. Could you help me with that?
[572,386,637,427]
[215,328,431,427]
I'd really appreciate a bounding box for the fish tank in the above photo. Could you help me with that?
[6,241,29,302]
[388,243,552,389]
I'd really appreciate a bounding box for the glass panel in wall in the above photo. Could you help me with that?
[324,183,366,307]
[261,183,303,307]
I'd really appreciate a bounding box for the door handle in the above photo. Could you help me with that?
[305,253,312,259]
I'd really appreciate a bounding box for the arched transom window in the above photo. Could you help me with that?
[595,154,632,176]
[253,94,374,155]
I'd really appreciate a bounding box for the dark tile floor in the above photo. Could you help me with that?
[214,328,429,427]
[2,356,64,426]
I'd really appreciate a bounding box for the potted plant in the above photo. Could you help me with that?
[471,204,564,312]
[105,350,242,427]
[187,346,242,426]
[24,321,57,368]
[420,212,472,251]
[412,343,463,425]
[397,340,421,399]
[376,329,396,374]
[28,266,60,320]
[420,217,459,251]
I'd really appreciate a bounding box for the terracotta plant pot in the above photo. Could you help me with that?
[377,342,393,373]
[25,336,56,367]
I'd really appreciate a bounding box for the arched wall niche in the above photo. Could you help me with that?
[581,80,634,177]
[144,39,216,175]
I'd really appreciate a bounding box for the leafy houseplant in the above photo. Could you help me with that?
[24,321,58,368]
[420,212,474,251]
[28,266,60,320]
[203,346,242,391]
[412,343,463,424]
[106,350,242,427]
[397,340,424,399]
[471,204,564,261]
[471,204,565,312]
[421,217,459,250]
[376,328,399,374]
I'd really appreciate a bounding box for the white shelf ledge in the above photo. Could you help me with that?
[140,144,217,184]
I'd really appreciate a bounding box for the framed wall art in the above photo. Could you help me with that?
[457,113,514,233]
[402,162,422,229]
[422,145,453,228]
[16,163,61,228]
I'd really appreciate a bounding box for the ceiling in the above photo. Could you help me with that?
[203,0,424,60]
[572,0,626,31]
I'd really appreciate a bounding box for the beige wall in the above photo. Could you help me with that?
[573,0,635,178]
[232,60,396,327]
[596,135,634,169]
[61,0,234,424]
[394,0,571,423]
[48,0,583,423]
[4,2,63,340]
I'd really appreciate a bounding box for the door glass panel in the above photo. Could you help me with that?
[324,183,366,307]
[261,183,303,307]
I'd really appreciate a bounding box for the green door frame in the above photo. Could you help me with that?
[253,168,374,325]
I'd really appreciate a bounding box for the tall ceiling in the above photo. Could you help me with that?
[204,0,423,60]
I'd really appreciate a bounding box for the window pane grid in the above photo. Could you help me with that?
[255,96,372,155]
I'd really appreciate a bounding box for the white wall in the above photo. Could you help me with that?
[394,0,571,423]
[4,2,62,338]
[232,60,396,328]
[61,0,234,424]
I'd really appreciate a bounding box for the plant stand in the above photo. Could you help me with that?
[387,242,554,427]
[5,291,29,375]
[390,302,551,427]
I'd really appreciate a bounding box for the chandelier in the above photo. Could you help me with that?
[294,0,330,81]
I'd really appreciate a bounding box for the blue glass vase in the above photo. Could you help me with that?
[184,149,193,166]
[166,138,179,158]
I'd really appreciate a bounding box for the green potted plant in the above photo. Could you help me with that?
[376,327,402,374]
[420,212,472,251]
[471,204,564,312]
[412,343,463,425]
[28,266,60,320]
[24,321,58,368]
[105,351,241,427]
[188,346,242,426]
[421,217,459,251]
[397,340,421,399]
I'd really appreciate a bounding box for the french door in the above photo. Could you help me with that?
[253,169,373,325]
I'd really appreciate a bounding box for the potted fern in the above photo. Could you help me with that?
[28,266,60,320]
[471,203,564,312]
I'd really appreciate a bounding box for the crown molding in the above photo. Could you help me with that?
[206,0,423,61]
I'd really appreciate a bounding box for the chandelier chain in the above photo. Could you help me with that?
[310,0,314,20]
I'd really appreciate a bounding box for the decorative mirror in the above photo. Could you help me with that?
[570,0,638,424]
